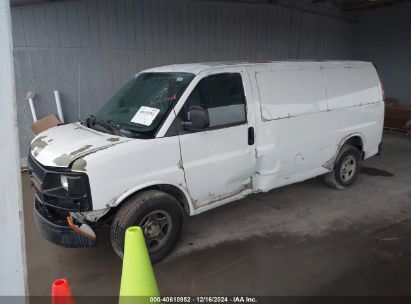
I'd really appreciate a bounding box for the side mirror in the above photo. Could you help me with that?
[182,106,210,131]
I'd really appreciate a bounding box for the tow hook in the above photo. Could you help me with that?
[66,216,96,240]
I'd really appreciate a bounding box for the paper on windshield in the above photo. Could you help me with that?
[130,106,160,126]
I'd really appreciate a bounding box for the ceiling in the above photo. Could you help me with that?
[309,0,402,11]
[10,0,404,10]
[201,0,404,11]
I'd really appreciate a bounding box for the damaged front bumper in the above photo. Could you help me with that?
[29,152,99,248]
[34,196,97,248]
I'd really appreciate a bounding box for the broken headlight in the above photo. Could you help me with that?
[57,174,88,196]
[42,173,92,211]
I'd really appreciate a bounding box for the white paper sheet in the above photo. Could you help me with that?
[130,106,160,126]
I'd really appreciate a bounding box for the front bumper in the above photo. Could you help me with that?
[34,197,97,248]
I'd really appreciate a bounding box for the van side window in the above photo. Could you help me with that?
[182,73,247,128]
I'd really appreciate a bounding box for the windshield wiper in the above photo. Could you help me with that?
[84,115,149,138]
[84,115,121,136]
[97,121,125,136]
[106,120,122,130]
[118,127,151,139]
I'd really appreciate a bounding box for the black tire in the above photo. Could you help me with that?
[323,145,361,190]
[111,190,183,263]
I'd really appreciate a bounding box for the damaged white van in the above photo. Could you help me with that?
[29,61,384,262]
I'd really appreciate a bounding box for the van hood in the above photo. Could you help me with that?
[30,122,132,168]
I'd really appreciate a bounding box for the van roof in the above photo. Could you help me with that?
[142,60,373,75]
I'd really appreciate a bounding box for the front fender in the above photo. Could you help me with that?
[107,181,195,216]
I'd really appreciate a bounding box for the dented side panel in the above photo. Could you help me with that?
[248,62,384,192]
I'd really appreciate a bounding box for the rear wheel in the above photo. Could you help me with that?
[110,190,183,263]
[323,145,361,190]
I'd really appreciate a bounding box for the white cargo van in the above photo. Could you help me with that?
[29,61,384,262]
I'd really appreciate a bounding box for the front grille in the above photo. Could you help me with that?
[27,153,46,181]
[27,151,93,212]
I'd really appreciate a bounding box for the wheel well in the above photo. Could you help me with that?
[343,135,364,159]
[100,184,191,223]
[156,184,191,215]
[344,136,363,151]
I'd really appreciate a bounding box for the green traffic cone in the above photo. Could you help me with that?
[119,226,160,304]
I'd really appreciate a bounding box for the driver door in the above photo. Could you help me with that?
[176,72,256,210]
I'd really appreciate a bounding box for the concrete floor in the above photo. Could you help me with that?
[23,133,411,297]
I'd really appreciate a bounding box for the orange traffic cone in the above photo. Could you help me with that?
[51,279,74,304]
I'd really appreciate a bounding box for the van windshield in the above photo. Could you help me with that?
[95,72,194,137]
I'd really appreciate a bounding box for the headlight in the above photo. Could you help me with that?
[60,175,69,191]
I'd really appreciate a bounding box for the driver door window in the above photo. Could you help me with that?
[182,73,247,129]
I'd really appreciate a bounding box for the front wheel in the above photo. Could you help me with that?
[323,145,361,190]
[110,190,183,263]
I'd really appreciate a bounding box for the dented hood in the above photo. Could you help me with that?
[30,122,132,168]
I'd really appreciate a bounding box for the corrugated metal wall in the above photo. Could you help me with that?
[355,1,411,105]
[11,0,356,158]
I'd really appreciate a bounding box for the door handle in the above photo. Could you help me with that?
[248,127,255,145]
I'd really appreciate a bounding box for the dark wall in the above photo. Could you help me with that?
[11,0,357,159]
[355,1,411,105]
